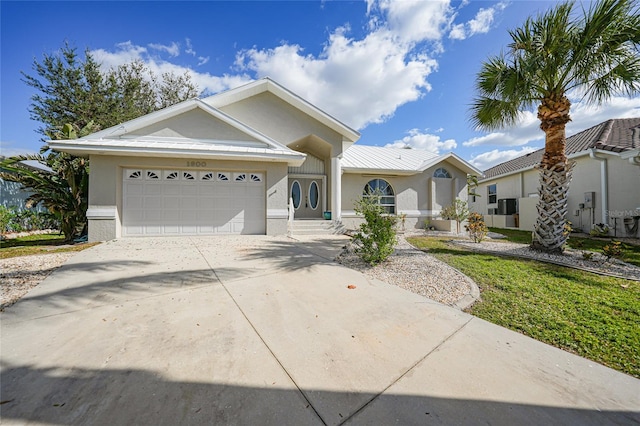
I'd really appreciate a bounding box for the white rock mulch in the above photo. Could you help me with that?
[336,234,479,309]
[0,252,76,310]
[452,239,640,281]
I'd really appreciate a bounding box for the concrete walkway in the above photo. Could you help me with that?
[1,236,638,425]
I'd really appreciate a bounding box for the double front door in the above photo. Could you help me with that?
[290,177,323,219]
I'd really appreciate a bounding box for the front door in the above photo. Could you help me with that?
[290,177,323,219]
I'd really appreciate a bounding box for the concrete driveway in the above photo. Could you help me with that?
[1,236,638,425]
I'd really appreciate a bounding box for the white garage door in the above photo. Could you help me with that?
[123,169,265,236]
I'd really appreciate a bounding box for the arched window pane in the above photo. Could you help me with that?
[362,179,395,214]
[434,167,451,178]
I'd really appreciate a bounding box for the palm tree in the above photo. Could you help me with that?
[470,0,640,253]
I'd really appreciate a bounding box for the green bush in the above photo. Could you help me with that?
[0,206,59,234]
[352,194,397,265]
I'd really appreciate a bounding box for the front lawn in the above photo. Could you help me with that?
[488,227,640,267]
[0,233,98,259]
[407,236,640,378]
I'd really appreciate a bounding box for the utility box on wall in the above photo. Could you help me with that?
[584,192,595,208]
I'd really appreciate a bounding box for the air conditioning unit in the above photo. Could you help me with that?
[497,198,517,215]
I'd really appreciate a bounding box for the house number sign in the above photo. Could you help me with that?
[186,161,207,167]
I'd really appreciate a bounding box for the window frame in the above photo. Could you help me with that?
[433,167,452,178]
[363,178,396,214]
[487,184,497,204]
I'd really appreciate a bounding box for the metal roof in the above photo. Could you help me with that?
[482,117,640,179]
[341,145,439,173]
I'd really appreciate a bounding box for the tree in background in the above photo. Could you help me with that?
[440,199,470,234]
[470,0,639,253]
[466,174,480,199]
[1,44,199,241]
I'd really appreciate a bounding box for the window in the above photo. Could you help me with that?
[488,184,497,204]
[363,179,395,214]
[309,181,319,210]
[291,181,301,209]
[433,167,451,178]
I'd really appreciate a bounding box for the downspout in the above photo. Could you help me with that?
[589,149,608,226]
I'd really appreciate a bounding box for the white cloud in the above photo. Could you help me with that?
[448,1,507,40]
[85,1,512,131]
[469,147,538,171]
[148,42,180,57]
[449,23,466,40]
[0,141,38,157]
[385,128,457,153]
[185,38,196,56]
[234,0,462,129]
[375,0,454,43]
[464,95,640,149]
[91,42,252,96]
[463,110,542,147]
[565,95,640,135]
[236,26,437,129]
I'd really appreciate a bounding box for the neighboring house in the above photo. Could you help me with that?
[50,78,480,242]
[0,157,48,211]
[470,118,640,238]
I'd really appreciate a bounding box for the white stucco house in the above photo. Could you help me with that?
[470,117,640,238]
[50,78,480,242]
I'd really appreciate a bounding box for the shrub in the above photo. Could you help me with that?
[0,206,12,235]
[602,241,623,262]
[582,251,594,260]
[0,206,60,234]
[352,194,397,265]
[466,212,488,243]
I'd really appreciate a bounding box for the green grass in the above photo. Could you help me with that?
[407,236,640,378]
[488,227,640,267]
[0,233,98,259]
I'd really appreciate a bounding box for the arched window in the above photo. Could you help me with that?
[433,167,451,178]
[363,179,395,214]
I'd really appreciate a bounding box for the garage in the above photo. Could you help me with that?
[123,168,265,236]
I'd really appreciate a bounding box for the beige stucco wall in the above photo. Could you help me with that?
[340,162,469,231]
[131,109,260,142]
[87,154,288,241]
[518,197,538,231]
[470,153,640,236]
[219,92,346,156]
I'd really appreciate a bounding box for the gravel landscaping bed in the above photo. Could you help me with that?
[336,234,479,309]
[0,252,76,310]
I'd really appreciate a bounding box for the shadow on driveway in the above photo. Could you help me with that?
[1,362,636,426]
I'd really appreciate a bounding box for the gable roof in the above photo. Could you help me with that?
[341,145,481,176]
[482,117,640,180]
[203,78,361,143]
[49,98,306,166]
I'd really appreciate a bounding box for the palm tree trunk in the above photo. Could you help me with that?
[532,95,573,253]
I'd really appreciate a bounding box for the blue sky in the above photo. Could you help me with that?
[2,0,639,170]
